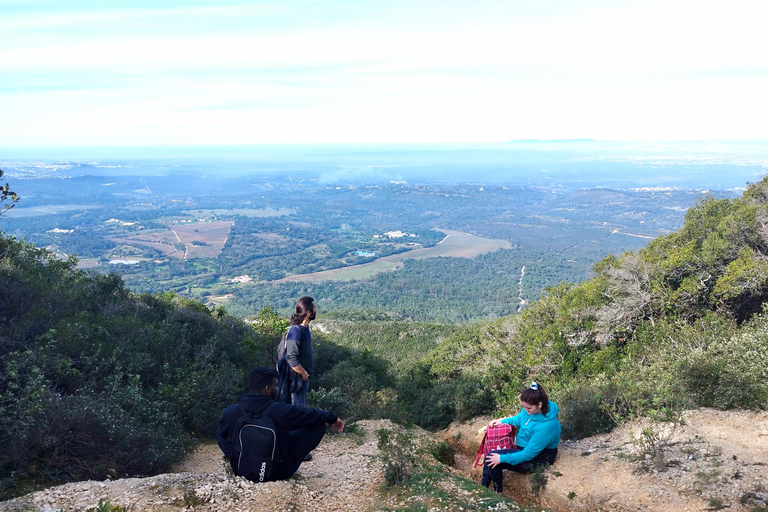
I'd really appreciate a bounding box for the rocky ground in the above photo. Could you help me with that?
[438,407,768,512]
[2,408,766,512]
[0,420,518,512]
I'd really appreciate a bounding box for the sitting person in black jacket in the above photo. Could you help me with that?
[216,366,344,481]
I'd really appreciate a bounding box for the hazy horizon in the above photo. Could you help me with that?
[3,139,767,190]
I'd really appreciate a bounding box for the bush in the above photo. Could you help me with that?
[0,236,279,497]
[430,441,455,466]
[376,427,418,486]
[308,387,353,418]
[556,385,617,440]
[679,356,761,410]
[678,330,768,410]
[528,464,549,497]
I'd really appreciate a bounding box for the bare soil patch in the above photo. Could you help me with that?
[7,410,762,512]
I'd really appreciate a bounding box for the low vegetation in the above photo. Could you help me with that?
[0,235,278,499]
[3,175,768,503]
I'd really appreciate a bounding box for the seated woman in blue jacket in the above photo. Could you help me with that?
[481,381,561,492]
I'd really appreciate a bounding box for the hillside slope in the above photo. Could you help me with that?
[0,420,521,512]
[3,410,766,512]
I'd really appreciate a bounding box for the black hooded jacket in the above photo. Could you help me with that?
[215,393,338,459]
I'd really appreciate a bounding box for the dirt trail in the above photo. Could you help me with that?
[3,409,767,512]
[0,420,392,512]
[437,407,768,512]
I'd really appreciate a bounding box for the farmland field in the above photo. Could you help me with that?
[172,221,234,258]
[6,204,105,218]
[182,208,295,218]
[111,228,183,257]
[111,221,234,259]
[275,229,511,283]
[110,236,182,257]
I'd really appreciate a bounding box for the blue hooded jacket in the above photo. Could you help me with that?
[499,401,560,466]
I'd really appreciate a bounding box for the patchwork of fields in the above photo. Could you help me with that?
[182,207,295,218]
[274,229,511,283]
[110,221,234,259]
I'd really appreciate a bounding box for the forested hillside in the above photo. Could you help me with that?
[0,236,284,499]
[310,177,768,435]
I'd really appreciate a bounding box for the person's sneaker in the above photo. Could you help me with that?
[303,452,313,462]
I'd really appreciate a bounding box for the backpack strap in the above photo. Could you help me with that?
[474,430,489,468]
[276,328,291,361]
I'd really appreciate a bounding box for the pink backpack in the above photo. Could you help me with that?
[474,423,516,468]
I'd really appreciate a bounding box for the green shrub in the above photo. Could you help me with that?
[311,342,400,421]
[0,236,278,497]
[308,387,353,418]
[677,317,768,410]
[556,385,617,440]
[377,427,418,486]
[90,499,126,512]
[528,464,549,497]
[430,441,456,466]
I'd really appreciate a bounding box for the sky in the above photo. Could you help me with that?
[2,0,768,146]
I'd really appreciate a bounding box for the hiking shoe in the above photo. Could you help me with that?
[303,452,313,462]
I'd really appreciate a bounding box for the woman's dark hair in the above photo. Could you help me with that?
[520,381,550,415]
[290,296,316,325]
[249,367,279,393]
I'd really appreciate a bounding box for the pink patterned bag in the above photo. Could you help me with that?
[474,423,516,468]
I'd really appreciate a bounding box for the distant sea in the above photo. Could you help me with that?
[2,140,767,190]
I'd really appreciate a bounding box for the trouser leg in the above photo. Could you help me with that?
[273,423,327,480]
[481,463,511,489]
[481,447,559,492]
[289,422,327,459]
[482,448,523,492]
[481,464,491,487]
[488,462,516,492]
[291,379,310,408]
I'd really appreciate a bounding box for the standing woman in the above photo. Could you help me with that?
[285,296,316,408]
[481,382,561,493]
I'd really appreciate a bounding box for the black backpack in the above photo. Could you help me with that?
[231,403,280,482]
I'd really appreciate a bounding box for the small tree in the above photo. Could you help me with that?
[376,427,418,486]
[0,168,19,216]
